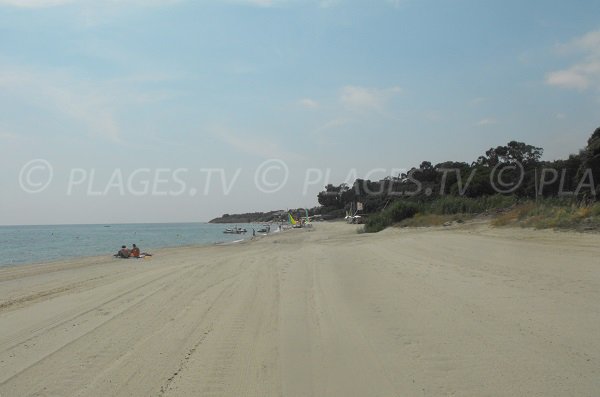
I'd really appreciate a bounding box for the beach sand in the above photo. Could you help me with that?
[1,221,599,396]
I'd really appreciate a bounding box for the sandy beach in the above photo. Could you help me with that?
[0,222,599,396]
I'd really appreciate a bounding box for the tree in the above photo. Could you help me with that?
[576,127,600,197]
[484,141,543,166]
[317,184,349,208]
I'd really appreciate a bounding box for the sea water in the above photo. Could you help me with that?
[0,223,264,267]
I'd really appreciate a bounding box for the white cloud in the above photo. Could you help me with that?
[0,130,19,141]
[385,0,406,8]
[469,97,487,106]
[62,0,298,12]
[424,111,442,122]
[214,126,305,161]
[545,63,599,90]
[313,118,349,133]
[546,29,600,91]
[0,0,402,9]
[224,0,285,7]
[298,98,319,109]
[475,118,497,126]
[556,113,566,120]
[557,30,600,56]
[225,0,344,8]
[0,66,121,142]
[0,0,181,8]
[0,0,74,7]
[340,85,401,110]
[0,63,176,143]
[317,0,340,8]
[239,0,274,6]
[310,118,351,146]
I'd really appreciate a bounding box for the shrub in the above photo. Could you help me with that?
[387,201,419,223]
[401,213,467,227]
[363,201,419,233]
[363,213,390,233]
[427,195,516,215]
[494,199,599,230]
[590,202,600,217]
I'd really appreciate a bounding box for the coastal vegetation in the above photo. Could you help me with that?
[212,127,600,233]
[491,200,600,230]
[209,211,286,224]
[316,127,600,233]
[209,208,326,224]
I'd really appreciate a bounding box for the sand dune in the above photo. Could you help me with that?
[1,222,599,396]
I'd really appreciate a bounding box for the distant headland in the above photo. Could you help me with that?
[208,210,287,224]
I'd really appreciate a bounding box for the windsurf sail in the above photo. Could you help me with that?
[288,213,297,225]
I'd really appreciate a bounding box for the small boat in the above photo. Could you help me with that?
[223,226,247,234]
[257,224,270,233]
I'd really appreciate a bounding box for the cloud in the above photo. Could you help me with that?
[224,0,285,7]
[310,118,351,146]
[469,97,487,106]
[424,111,442,122]
[546,29,600,91]
[556,30,600,56]
[313,118,349,133]
[546,63,600,90]
[0,0,74,7]
[385,0,407,8]
[0,0,183,26]
[238,0,275,6]
[0,66,121,142]
[317,0,340,8]
[0,63,176,143]
[225,0,344,8]
[0,0,181,8]
[298,98,319,109]
[0,130,19,142]
[0,0,401,10]
[214,126,305,161]
[475,118,497,126]
[340,85,401,111]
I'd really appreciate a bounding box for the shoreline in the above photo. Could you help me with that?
[1,222,599,396]
[0,218,593,273]
[0,217,593,271]
[0,222,279,269]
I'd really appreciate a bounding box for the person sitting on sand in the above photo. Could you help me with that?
[117,245,130,258]
[130,244,140,258]
[129,244,152,258]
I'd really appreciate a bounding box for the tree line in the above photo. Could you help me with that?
[317,127,600,216]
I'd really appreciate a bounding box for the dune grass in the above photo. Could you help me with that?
[363,194,600,233]
[492,200,600,230]
[364,195,514,232]
[426,195,516,215]
[399,213,470,227]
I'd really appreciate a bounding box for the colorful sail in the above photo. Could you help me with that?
[288,213,297,225]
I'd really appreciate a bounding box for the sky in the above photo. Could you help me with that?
[1,0,600,225]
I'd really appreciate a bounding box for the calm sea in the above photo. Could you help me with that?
[0,223,265,267]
